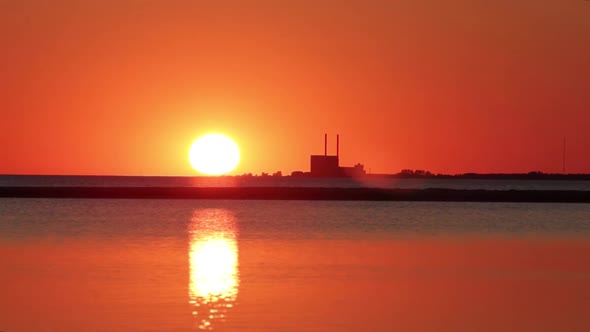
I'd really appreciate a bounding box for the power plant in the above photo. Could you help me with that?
[308,134,365,177]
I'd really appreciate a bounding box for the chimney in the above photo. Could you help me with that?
[336,134,339,158]
[324,133,327,156]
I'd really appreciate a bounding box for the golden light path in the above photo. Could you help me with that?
[188,209,239,330]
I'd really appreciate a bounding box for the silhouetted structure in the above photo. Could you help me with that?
[309,134,365,177]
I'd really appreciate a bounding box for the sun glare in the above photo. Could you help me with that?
[189,134,240,175]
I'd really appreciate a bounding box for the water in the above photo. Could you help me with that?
[2,175,590,190]
[1,198,589,332]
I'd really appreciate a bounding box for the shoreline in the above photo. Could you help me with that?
[1,187,590,203]
[3,173,590,180]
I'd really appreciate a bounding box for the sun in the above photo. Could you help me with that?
[189,134,240,175]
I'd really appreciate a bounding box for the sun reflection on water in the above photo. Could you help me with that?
[188,209,239,330]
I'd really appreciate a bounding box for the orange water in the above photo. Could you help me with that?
[1,199,589,331]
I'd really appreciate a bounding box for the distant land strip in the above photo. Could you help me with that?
[1,187,590,203]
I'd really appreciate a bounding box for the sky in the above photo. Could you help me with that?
[1,0,589,176]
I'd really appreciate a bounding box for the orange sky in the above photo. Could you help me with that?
[1,0,589,175]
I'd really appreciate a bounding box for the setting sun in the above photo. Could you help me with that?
[189,134,240,175]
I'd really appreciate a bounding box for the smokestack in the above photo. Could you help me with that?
[336,134,339,158]
[563,137,566,174]
[324,133,327,156]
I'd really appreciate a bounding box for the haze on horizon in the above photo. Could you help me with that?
[1,0,589,176]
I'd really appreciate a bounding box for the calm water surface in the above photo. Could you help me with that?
[1,199,589,332]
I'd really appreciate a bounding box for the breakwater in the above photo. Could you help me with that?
[1,187,590,202]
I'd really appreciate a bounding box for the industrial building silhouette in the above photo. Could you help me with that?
[308,134,365,177]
